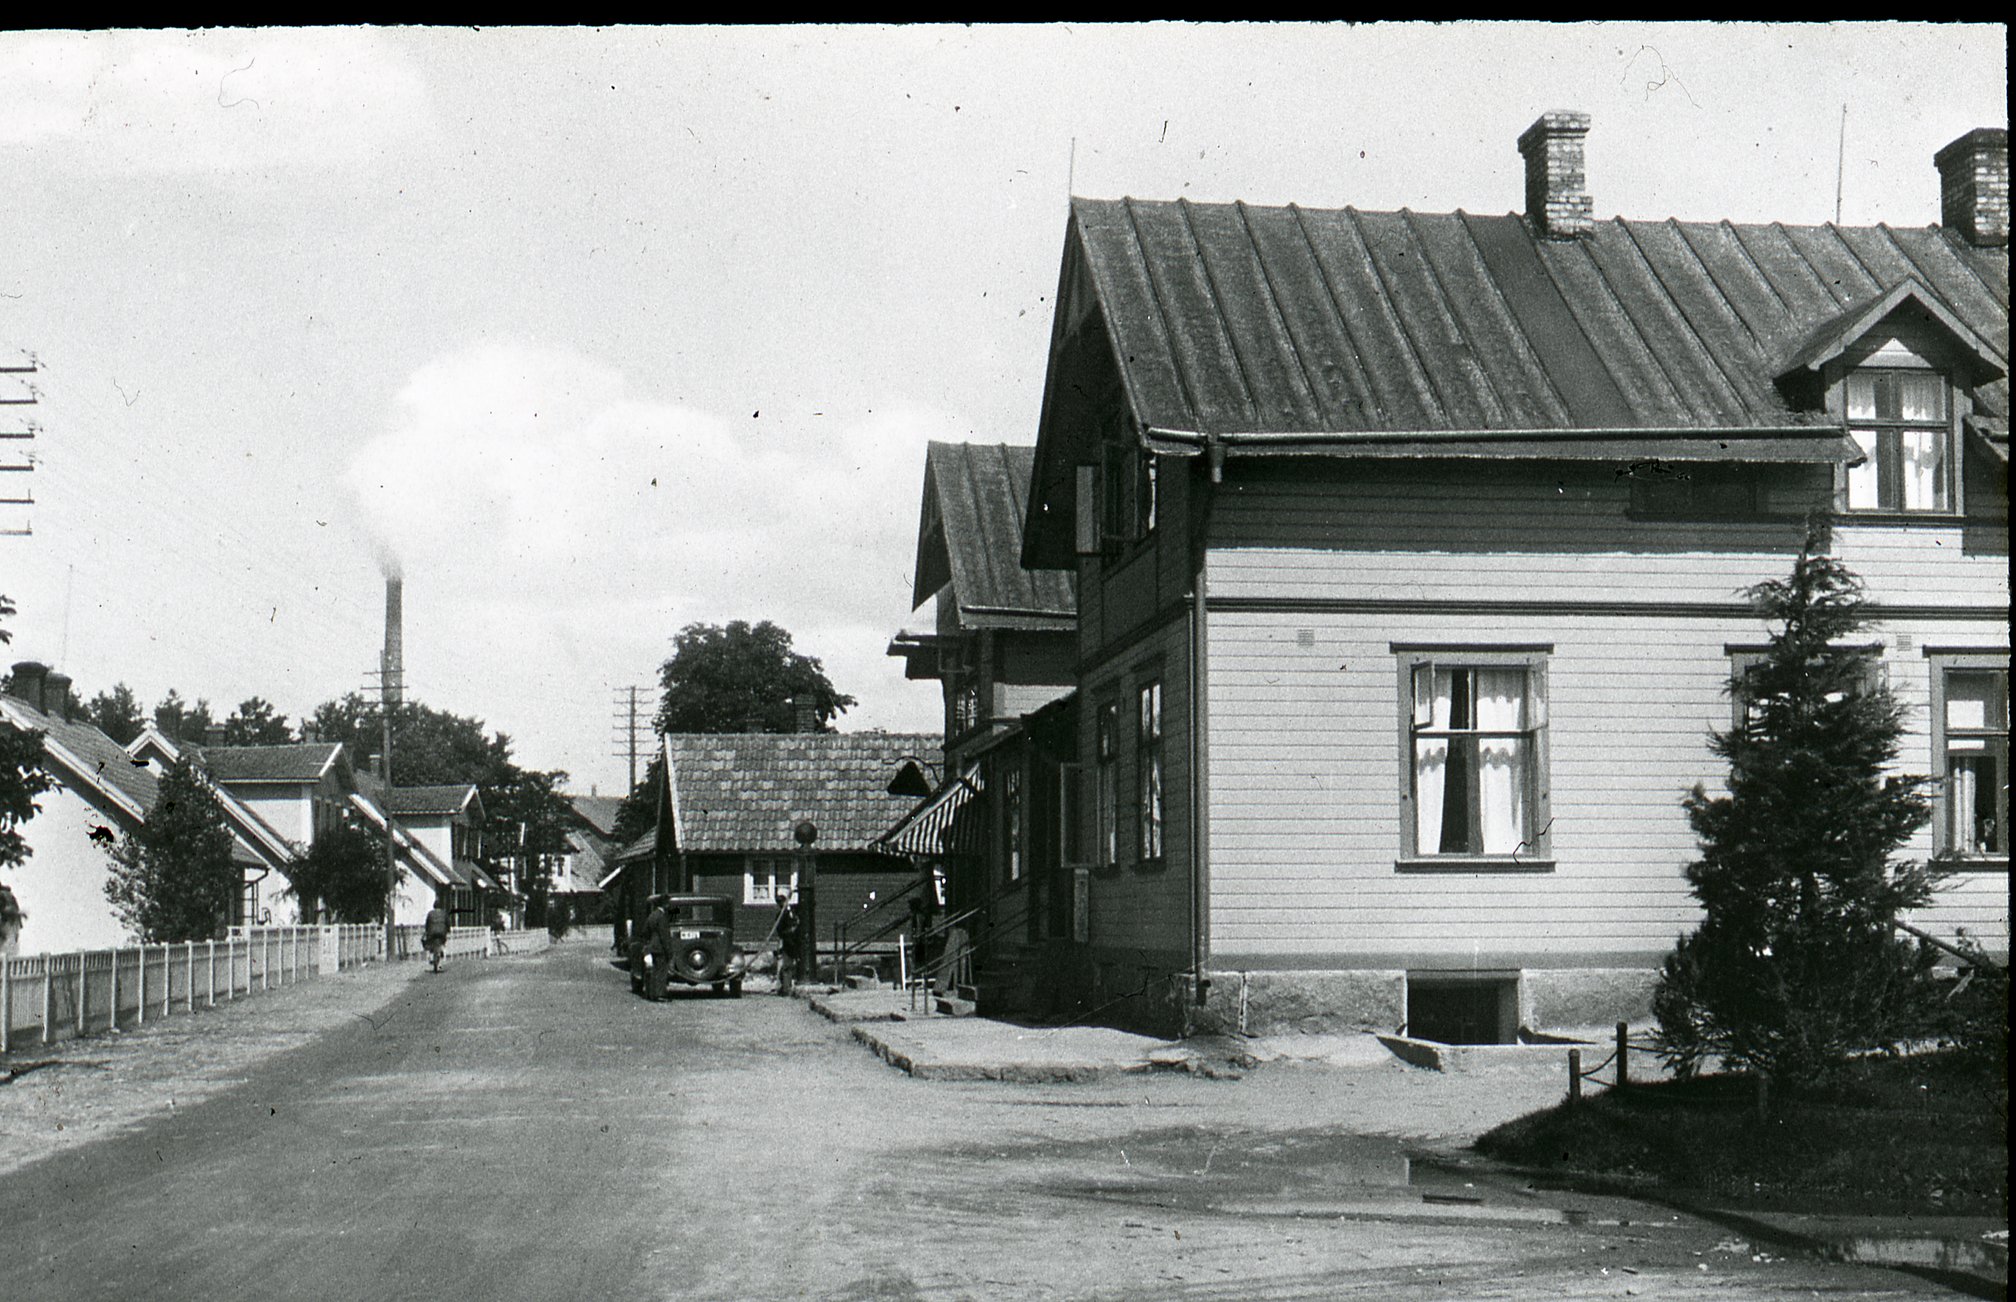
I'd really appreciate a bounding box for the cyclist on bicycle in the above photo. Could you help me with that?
[423,905,451,971]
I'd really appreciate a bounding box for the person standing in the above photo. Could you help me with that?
[638,894,673,1001]
[774,892,803,996]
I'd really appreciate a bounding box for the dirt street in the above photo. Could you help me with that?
[0,940,1964,1300]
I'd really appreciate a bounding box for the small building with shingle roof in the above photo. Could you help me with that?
[605,731,941,955]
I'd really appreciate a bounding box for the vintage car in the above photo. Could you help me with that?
[625,894,747,997]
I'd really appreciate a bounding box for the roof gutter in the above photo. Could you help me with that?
[1145,422,1848,448]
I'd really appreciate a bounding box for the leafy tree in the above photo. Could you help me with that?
[222,696,293,745]
[655,620,855,734]
[307,694,511,787]
[103,758,240,941]
[83,682,147,745]
[1,596,54,943]
[154,690,218,743]
[485,764,574,897]
[1653,521,1948,1089]
[284,816,396,923]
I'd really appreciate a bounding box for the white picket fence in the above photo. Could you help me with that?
[1,924,552,1054]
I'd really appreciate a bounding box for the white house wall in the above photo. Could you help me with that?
[9,782,130,954]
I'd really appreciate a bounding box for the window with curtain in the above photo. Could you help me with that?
[1409,662,1543,858]
[1845,370,1951,513]
[1935,662,2008,861]
[1137,680,1164,864]
[745,857,798,905]
[1095,700,1119,869]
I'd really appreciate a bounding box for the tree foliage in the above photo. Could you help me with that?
[1,596,54,938]
[103,758,240,942]
[655,620,855,735]
[284,816,396,923]
[153,690,218,744]
[611,755,662,848]
[1653,521,1947,1088]
[222,695,293,745]
[83,683,147,746]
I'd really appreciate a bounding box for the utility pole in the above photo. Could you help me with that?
[1,351,37,539]
[611,685,656,791]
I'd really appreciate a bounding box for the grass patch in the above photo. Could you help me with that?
[1474,1050,2007,1217]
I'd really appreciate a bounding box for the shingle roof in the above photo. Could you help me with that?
[912,442,1077,623]
[383,784,479,818]
[663,732,942,854]
[197,743,343,783]
[0,695,157,819]
[568,794,625,838]
[1066,200,2007,440]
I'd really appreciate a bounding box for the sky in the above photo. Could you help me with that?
[0,22,2005,796]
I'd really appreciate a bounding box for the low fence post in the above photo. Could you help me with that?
[206,940,216,1008]
[136,944,147,1027]
[186,943,196,1013]
[1567,1048,1582,1104]
[77,952,88,1036]
[108,948,120,1033]
[1616,1021,1629,1091]
[1,964,10,1055]
[43,959,54,1044]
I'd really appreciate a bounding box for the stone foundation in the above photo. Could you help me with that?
[1194,966,1660,1039]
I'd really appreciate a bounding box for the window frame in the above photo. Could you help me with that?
[1839,364,1962,518]
[1135,678,1165,870]
[1002,760,1025,885]
[1928,651,2010,868]
[1093,697,1120,873]
[1394,646,1552,872]
[1098,435,1158,560]
[744,856,799,906]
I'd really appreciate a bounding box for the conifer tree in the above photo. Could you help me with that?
[1654,520,1948,1087]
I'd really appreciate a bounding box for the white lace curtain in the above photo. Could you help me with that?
[1414,666,1528,855]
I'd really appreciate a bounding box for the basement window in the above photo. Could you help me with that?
[1406,973,1518,1045]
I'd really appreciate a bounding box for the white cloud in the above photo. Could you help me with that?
[0,29,436,174]
[343,339,948,774]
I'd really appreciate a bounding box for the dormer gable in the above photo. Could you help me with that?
[1774,277,2006,408]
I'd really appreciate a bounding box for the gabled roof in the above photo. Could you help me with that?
[195,742,345,784]
[381,783,480,820]
[346,791,465,889]
[2,694,298,869]
[1066,201,2007,438]
[1775,276,2006,384]
[568,793,625,839]
[1027,199,2008,564]
[660,731,942,854]
[911,441,1077,623]
[2,694,158,825]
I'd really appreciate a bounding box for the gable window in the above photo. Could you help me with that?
[1402,653,1549,863]
[1101,437,1157,553]
[1136,680,1165,865]
[1931,657,2008,862]
[745,856,798,905]
[1845,370,1951,513]
[950,676,981,737]
[1094,700,1119,870]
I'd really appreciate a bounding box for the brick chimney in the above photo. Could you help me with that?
[43,671,71,722]
[7,661,48,712]
[1934,127,2009,248]
[1519,111,1594,239]
[792,697,820,734]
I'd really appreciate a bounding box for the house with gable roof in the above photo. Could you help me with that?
[603,730,940,957]
[884,441,1082,1009]
[1006,114,2006,1040]
[2,663,301,952]
[351,775,492,928]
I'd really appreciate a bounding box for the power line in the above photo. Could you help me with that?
[611,685,657,793]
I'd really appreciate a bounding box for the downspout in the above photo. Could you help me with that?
[1188,439,1223,1015]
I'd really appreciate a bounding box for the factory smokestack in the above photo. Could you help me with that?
[383,576,405,708]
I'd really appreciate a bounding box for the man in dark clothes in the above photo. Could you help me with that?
[638,894,673,1001]
[774,892,803,996]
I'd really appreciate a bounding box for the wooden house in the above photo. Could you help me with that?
[1014,114,2008,1039]
[604,731,941,961]
[2,663,299,951]
[885,441,1081,1007]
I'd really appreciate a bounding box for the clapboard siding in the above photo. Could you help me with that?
[1206,606,2007,962]
[1079,614,1193,955]
[1206,463,2007,609]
